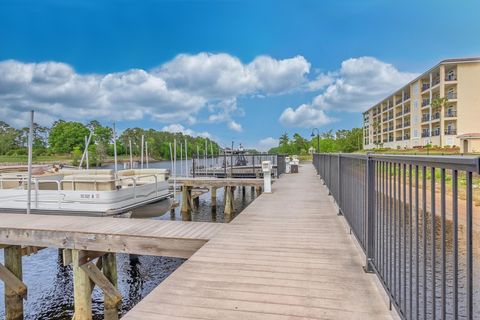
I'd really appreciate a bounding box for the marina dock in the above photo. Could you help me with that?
[124,164,394,319]
[0,163,396,319]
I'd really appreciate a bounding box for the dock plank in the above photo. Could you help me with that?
[0,214,224,258]
[124,164,396,319]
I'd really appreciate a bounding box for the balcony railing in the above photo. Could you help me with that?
[447,92,458,99]
[395,136,403,141]
[421,131,430,137]
[404,108,410,114]
[403,135,410,140]
[432,77,440,87]
[383,138,388,143]
[404,121,410,127]
[396,99,402,105]
[431,112,441,120]
[445,128,457,135]
[422,83,430,91]
[421,114,430,122]
[396,123,403,129]
[445,110,457,117]
[395,111,403,117]
[422,99,430,107]
[432,129,441,136]
[383,128,388,132]
[445,74,457,81]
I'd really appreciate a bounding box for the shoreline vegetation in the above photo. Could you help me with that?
[0,119,220,167]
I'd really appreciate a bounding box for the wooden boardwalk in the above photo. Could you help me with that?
[0,214,224,258]
[124,164,395,320]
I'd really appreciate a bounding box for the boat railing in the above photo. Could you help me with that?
[0,173,165,207]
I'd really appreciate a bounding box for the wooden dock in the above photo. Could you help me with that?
[174,177,267,217]
[0,216,224,319]
[123,164,396,319]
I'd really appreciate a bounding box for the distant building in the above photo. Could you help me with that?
[363,58,480,152]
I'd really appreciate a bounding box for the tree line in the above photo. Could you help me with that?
[0,120,220,165]
[268,128,363,155]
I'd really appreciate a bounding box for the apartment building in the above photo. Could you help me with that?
[363,58,480,152]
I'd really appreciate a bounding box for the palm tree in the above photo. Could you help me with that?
[432,97,449,146]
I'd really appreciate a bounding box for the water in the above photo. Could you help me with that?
[0,161,257,319]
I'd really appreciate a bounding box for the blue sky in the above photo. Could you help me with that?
[1,0,479,150]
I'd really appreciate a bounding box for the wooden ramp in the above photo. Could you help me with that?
[124,164,396,319]
[0,214,224,258]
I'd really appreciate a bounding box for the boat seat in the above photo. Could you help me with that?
[59,169,114,176]
[61,174,116,191]
[0,173,27,189]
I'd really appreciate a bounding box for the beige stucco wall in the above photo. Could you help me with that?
[457,63,480,136]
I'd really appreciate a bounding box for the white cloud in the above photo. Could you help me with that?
[279,104,335,127]
[0,53,310,128]
[258,137,279,151]
[227,120,243,132]
[311,57,418,112]
[161,123,211,138]
[155,53,310,99]
[280,56,419,127]
[306,73,334,91]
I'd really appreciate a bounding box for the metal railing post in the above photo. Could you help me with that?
[337,154,342,216]
[364,155,375,273]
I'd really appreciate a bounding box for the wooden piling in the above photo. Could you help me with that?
[102,253,119,320]
[72,249,92,320]
[181,186,191,214]
[255,186,262,197]
[211,187,217,209]
[4,246,23,320]
[224,186,234,216]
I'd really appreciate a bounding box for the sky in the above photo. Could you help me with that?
[0,0,479,150]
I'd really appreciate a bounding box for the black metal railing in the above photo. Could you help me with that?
[313,153,480,320]
[192,153,286,178]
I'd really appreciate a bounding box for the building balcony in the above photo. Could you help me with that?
[404,135,410,140]
[422,83,430,91]
[396,99,402,106]
[445,110,457,118]
[404,108,411,114]
[431,112,441,120]
[395,111,403,118]
[383,138,388,143]
[421,114,430,122]
[422,131,430,138]
[395,136,403,141]
[444,128,457,135]
[403,94,410,101]
[431,77,440,87]
[422,99,430,107]
[404,121,410,127]
[383,128,388,132]
[447,92,457,99]
[445,74,457,81]
[396,123,403,129]
[432,129,441,136]
[389,137,394,142]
